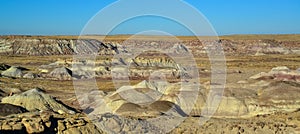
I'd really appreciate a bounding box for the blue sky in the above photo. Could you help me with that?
[0,0,299,35]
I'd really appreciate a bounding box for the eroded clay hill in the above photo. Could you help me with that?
[0,36,300,133]
[0,37,300,56]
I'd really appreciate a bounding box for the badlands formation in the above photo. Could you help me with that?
[0,35,299,133]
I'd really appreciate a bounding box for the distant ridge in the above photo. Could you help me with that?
[1,34,300,41]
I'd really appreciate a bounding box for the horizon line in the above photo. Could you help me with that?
[1,33,300,37]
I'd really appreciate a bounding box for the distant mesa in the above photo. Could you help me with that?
[0,37,299,56]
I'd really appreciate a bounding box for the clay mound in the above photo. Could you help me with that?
[1,88,75,114]
[213,97,249,117]
[250,66,300,82]
[48,67,72,80]
[226,67,300,117]
[270,66,290,74]
[114,103,145,115]
[172,43,189,54]
[1,66,24,78]
[94,80,190,117]
[114,101,187,117]
[260,81,300,103]
[0,103,28,116]
[149,101,187,116]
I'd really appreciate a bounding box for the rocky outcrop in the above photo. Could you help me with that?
[0,111,179,134]
[0,88,102,133]
[1,110,298,134]
[0,112,103,134]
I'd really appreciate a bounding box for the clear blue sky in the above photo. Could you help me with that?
[0,0,299,35]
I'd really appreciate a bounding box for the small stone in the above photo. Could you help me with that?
[102,117,107,121]
[68,110,76,115]
[45,121,52,128]
[58,110,66,115]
